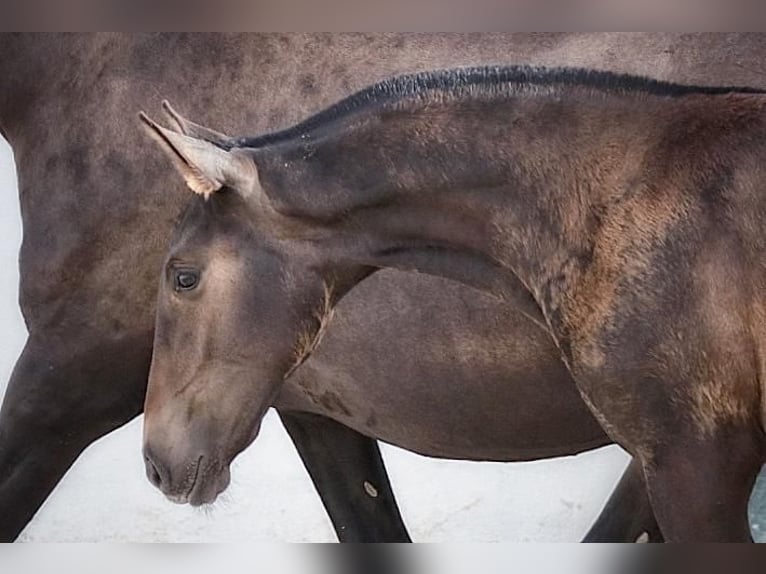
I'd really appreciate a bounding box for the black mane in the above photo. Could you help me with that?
[234,65,765,150]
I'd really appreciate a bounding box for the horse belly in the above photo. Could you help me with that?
[276,271,610,462]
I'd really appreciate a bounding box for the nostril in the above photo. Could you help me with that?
[144,452,163,489]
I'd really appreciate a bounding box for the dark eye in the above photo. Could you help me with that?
[173,269,200,292]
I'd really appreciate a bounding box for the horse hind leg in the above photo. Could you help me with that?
[583,457,663,542]
[278,410,411,542]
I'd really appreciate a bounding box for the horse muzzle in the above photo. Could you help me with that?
[143,446,231,506]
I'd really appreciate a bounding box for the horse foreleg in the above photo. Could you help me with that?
[0,333,150,541]
[642,427,762,542]
[278,410,411,542]
[582,457,663,542]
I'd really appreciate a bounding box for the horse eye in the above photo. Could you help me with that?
[174,269,200,292]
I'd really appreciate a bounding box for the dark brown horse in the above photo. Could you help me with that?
[3,33,766,541]
[142,65,766,542]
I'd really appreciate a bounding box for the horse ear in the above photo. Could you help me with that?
[138,111,257,199]
[161,100,232,147]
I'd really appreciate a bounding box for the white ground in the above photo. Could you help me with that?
[1,138,764,542]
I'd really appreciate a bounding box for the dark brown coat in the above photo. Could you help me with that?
[143,64,766,542]
[4,33,766,541]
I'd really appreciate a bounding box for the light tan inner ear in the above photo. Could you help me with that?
[140,108,259,199]
[139,111,222,198]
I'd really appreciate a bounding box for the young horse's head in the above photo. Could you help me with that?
[138,67,558,504]
[138,105,354,505]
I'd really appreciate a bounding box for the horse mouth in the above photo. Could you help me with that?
[165,456,231,507]
[166,455,205,505]
[185,455,205,503]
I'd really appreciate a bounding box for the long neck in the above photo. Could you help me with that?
[256,90,647,318]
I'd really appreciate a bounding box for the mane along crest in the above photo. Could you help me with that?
[234,65,765,150]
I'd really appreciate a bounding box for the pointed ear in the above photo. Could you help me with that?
[138,111,257,199]
[161,100,232,147]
